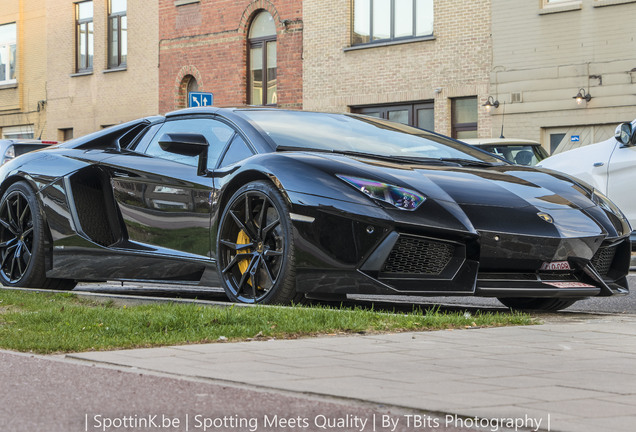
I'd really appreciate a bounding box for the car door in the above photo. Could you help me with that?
[607,142,636,228]
[102,117,235,259]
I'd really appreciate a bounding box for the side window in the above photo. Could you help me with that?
[129,123,162,152]
[219,135,254,167]
[144,119,235,167]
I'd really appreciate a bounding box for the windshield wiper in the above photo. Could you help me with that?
[438,157,501,167]
[276,146,447,165]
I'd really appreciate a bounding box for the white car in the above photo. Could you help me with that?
[538,122,636,247]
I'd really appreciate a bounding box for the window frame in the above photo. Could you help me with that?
[352,0,434,46]
[107,0,127,69]
[0,22,17,85]
[451,97,478,140]
[75,1,93,73]
[351,101,434,130]
[247,13,277,106]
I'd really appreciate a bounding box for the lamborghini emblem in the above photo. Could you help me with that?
[537,212,554,224]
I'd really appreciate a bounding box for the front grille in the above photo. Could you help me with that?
[591,245,616,277]
[382,236,454,275]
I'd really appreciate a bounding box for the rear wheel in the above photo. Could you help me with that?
[217,181,299,304]
[0,182,76,290]
[497,297,579,311]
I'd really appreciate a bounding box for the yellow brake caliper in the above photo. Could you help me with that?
[236,230,255,287]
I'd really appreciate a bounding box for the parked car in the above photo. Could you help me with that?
[538,121,636,248]
[463,138,548,166]
[0,108,630,310]
[0,138,58,166]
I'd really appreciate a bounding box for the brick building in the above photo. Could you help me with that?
[0,0,48,140]
[303,0,493,139]
[44,0,159,140]
[159,0,303,113]
[490,0,636,153]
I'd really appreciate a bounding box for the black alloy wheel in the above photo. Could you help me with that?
[217,181,298,304]
[0,186,35,284]
[0,181,76,290]
[497,297,579,312]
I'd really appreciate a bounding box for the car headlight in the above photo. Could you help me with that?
[592,189,628,221]
[1,145,15,165]
[337,175,426,210]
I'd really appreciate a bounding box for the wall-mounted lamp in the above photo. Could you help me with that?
[573,88,592,105]
[482,96,499,112]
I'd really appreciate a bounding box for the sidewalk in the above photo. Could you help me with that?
[66,313,636,432]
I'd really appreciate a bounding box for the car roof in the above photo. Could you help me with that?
[462,138,541,146]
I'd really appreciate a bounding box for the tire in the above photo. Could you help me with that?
[497,297,579,312]
[216,180,300,304]
[0,182,76,290]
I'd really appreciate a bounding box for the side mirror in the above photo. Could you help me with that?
[614,123,633,146]
[158,133,209,176]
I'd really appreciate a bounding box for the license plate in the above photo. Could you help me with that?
[540,261,571,271]
[544,282,596,288]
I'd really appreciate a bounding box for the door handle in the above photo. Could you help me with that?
[593,162,604,167]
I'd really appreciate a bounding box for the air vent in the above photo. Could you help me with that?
[511,92,523,103]
[382,236,454,275]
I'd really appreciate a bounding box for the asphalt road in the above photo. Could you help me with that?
[74,274,636,315]
[0,351,482,432]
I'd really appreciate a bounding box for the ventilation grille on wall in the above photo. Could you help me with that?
[511,92,523,103]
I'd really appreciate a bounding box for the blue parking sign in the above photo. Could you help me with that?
[571,135,580,142]
[189,92,213,107]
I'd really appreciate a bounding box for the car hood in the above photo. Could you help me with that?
[302,152,596,210]
[274,152,626,239]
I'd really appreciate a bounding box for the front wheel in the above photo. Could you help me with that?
[0,181,76,290]
[216,181,299,304]
[498,297,579,312]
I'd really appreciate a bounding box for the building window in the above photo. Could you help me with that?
[76,1,93,72]
[0,22,16,84]
[2,125,34,139]
[352,102,434,130]
[248,12,277,106]
[353,0,433,45]
[108,0,127,69]
[58,128,74,141]
[451,97,478,139]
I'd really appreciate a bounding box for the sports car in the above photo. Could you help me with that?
[0,108,630,310]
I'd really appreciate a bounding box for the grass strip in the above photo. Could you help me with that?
[0,289,534,354]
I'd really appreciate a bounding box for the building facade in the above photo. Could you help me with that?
[44,0,159,140]
[0,0,48,140]
[158,0,303,113]
[490,0,636,153]
[303,0,493,138]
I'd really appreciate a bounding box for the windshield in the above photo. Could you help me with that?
[237,110,502,163]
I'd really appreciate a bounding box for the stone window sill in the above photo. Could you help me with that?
[0,81,18,90]
[103,67,127,74]
[70,71,93,77]
[344,35,435,52]
[175,0,199,6]
[594,0,636,7]
[539,2,582,14]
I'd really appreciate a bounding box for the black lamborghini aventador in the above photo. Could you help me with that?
[0,108,630,310]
